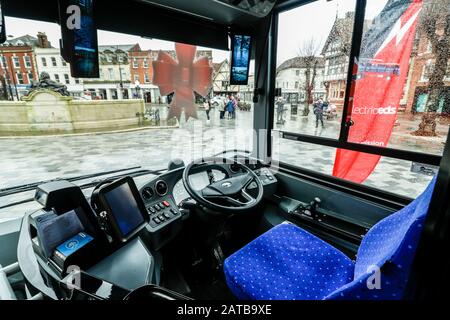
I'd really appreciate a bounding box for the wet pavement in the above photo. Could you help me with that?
[0,104,447,222]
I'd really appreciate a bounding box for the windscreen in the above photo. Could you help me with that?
[0,13,256,223]
[103,182,144,237]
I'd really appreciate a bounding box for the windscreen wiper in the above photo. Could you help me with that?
[0,166,143,197]
[0,168,167,211]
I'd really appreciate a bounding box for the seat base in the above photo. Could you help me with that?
[224,223,354,300]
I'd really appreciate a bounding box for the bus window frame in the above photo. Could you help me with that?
[269,0,444,179]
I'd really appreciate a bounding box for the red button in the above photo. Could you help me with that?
[162,201,170,208]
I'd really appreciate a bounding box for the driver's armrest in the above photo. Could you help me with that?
[87,238,155,291]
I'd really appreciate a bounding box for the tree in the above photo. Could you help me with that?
[412,0,450,136]
[297,38,321,116]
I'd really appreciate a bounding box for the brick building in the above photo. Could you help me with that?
[0,35,39,100]
[129,45,158,102]
[402,17,450,114]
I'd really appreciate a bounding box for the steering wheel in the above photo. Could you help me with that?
[182,157,264,213]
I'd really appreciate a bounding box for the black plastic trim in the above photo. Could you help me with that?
[279,131,443,166]
[275,161,413,209]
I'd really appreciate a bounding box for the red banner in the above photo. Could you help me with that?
[333,0,423,183]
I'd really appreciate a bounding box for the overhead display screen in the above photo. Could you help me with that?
[229,34,252,85]
[59,0,99,78]
[0,1,6,44]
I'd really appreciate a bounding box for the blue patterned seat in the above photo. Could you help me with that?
[224,177,436,300]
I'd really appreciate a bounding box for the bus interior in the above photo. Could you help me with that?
[0,0,449,302]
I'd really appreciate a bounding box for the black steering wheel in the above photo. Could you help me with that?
[182,157,264,213]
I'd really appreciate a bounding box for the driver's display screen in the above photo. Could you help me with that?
[104,182,144,237]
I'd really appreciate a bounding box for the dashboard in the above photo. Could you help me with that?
[138,159,277,238]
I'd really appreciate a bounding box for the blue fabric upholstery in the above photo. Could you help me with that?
[224,223,354,300]
[224,177,436,300]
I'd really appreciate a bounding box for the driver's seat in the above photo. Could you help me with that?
[223,177,436,300]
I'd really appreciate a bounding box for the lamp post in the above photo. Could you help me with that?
[7,55,20,101]
[109,45,124,98]
[0,35,17,100]
[135,80,141,99]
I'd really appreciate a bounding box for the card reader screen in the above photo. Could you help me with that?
[103,182,145,237]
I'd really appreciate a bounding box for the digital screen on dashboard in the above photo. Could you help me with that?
[103,182,145,237]
[230,34,252,85]
[59,0,99,78]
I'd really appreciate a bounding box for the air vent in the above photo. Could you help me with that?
[142,187,154,201]
[155,180,168,196]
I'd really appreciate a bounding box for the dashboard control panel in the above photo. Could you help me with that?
[146,197,181,229]
[255,168,277,186]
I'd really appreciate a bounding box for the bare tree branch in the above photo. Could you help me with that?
[296,37,322,115]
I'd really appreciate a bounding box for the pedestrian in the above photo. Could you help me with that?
[226,97,234,119]
[204,98,211,121]
[231,96,237,119]
[313,98,325,128]
[276,97,285,124]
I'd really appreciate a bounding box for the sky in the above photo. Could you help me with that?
[4,0,389,68]
[4,16,230,63]
[277,0,389,65]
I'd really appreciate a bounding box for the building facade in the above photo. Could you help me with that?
[33,32,85,97]
[129,46,159,103]
[402,17,450,114]
[0,35,39,99]
[321,12,357,110]
[83,45,133,100]
[238,74,254,102]
[212,59,240,97]
[276,56,326,106]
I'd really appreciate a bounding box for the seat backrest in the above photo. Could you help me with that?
[326,177,436,300]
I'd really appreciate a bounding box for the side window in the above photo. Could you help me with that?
[275,0,356,139]
[273,0,447,197]
[348,0,449,156]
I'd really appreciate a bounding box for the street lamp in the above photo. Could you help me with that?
[135,80,141,99]
[109,45,124,96]
[0,35,18,101]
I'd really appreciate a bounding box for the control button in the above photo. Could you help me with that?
[153,217,161,225]
[154,205,161,211]
[163,213,171,219]
[162,201,170,208]
[148,207,156,214]
[158,215,165,222]
[170,209,179,215]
